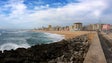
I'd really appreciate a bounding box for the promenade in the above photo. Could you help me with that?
[84,32,107,63]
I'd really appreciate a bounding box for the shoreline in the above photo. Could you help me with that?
[32,30,90,39]
[44,32,65,42]
[0,32,90,63]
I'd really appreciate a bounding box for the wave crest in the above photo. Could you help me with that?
[44,32,65,42]
[0,43,30,52]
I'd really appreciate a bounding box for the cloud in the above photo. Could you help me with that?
[0,0,111,29]
[23,0,108,25]
[6,0,27,17]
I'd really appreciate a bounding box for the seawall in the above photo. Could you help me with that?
[84,32,107,63]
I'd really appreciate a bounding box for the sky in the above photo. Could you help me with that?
[0,0,112,29]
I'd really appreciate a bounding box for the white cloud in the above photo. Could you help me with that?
[0,0,111,29]
[24,0,108,24]
[34,4,49,10]
[7,0,27,17]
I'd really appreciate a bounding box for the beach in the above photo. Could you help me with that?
[33,30,92,39]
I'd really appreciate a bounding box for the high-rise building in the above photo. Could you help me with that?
[74,22,83,31]
[89,24,103,31]
[48,25,52,31]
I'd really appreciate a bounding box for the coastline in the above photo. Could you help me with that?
[32,30,90,39]
[43,32,65,43]
[0,32,91,63]
[0,30,99,63]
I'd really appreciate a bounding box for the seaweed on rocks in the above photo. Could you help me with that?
[0,35,90,63]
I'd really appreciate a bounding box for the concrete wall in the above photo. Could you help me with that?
[84,32,107,63]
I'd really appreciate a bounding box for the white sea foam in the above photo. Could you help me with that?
[3,30,28,34]
[44,32,65,43]
[5,37,30,40]
[0,32,64,52]
[0,43,30,52]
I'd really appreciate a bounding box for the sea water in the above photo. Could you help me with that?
[0,29,64,51]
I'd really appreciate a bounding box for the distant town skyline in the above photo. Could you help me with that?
[0,0,112,29]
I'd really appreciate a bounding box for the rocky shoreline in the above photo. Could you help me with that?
[0,34,90,63]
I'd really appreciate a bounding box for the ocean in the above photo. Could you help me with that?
[0,29,64,51]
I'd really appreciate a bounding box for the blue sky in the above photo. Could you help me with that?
[0,0,112,29]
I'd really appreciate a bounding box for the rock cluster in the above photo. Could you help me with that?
[0,34,90,63]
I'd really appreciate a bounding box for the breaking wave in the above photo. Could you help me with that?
[0,43,30,52]
[0,30,65,51]
[44,32,65,42]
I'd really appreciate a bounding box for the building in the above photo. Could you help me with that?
[38,22,84,31]
[110,25,112,30]
[74,22,83,31]
[48,25,52,31]
[88,24,94,31]
[89,24,103,31]
[69,25,74,31]
[102,24,110,30]
[93,24,99,31]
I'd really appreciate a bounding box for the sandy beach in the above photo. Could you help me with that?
[33,30,94,40]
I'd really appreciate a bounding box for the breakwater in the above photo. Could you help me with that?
[0,34,90,63]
